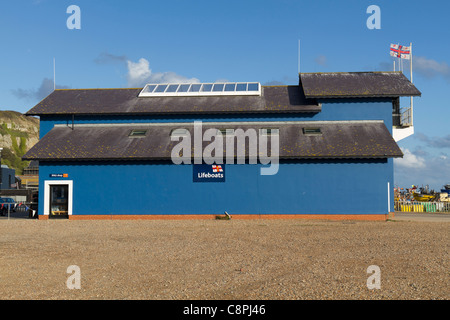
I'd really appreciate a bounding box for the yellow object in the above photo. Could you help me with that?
[412,193,435,202]
[401,204,412,212]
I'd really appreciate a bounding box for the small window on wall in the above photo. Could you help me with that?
[302,128,322,135]
[129,129,148,137]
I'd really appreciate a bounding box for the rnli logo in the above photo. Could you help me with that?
[193,164,225,183]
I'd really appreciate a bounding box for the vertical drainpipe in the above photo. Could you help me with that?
[387,181,391,214]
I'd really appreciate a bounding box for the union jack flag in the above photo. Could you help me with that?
[212,165,223,173]
[390,44,411,60]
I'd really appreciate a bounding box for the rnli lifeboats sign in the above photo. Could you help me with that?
[193,164,225,183]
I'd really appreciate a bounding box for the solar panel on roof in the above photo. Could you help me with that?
[138,82,261,97]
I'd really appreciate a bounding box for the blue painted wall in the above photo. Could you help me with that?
[38,159,394,216]
[36,97,396,216]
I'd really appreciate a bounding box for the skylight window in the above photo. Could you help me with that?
[129,129,148,137]
[224,83,236,91]
[189,84,202,92]
[201,84,213,92]
[213,83,224,92]
[166,84,179,92]
[154,85,168,93]
[178,84,190,92]
[236,83,247,91]
[139,82,261,97]
[302,128,322,135]
[248,83,259,91]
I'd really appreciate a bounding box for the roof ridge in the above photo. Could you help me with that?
[300,71,402,75]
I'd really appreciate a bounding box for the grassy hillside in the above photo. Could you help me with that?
[0,111,39,175]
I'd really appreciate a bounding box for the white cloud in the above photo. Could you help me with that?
[127,58,152,87]
[413,56,450,80]
[12,78,70,101]
[380,56,450,81]
[394,148,426,169]
[94,52,128,65]
[126,58,200,87]
[394,147,450,191]
[315,55,327,66]
[415,132,450,149]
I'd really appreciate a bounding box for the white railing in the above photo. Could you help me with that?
[400,106,412,126]
[395,201,450,213]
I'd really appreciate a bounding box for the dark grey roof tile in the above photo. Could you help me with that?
[23,121,403,161]
[300,72,421,98]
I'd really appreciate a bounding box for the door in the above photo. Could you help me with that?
[49,185,69,217]
[44,180,73,217]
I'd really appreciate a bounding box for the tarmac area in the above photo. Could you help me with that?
[0,212,448,300]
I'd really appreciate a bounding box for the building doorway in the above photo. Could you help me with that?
[50,185,69,218]
[44,180,73,218]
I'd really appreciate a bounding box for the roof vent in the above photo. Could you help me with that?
[129,129,148,138]
[302,128,322,135]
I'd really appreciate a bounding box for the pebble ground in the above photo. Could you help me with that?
[0,218,448,300]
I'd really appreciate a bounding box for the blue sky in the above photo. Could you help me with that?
[0,0,449,190]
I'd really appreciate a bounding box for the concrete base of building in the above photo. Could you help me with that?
[38,214,392,221]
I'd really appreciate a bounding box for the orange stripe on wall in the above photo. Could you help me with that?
[35,214,392,221]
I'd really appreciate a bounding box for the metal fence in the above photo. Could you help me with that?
[395,201,450,213]
[14,203,36,213]
[1,202,37,218]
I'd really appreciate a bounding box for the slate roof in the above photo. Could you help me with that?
[25,86,321,116]
[23,121,403,161]
[300,72,421,98]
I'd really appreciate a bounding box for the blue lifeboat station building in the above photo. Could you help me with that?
[23,72,421,220]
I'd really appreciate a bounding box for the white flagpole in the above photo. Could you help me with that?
[410,43,413,83]
[53,58,56,91]
[410,43,413,126]
[298,39,301,74]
